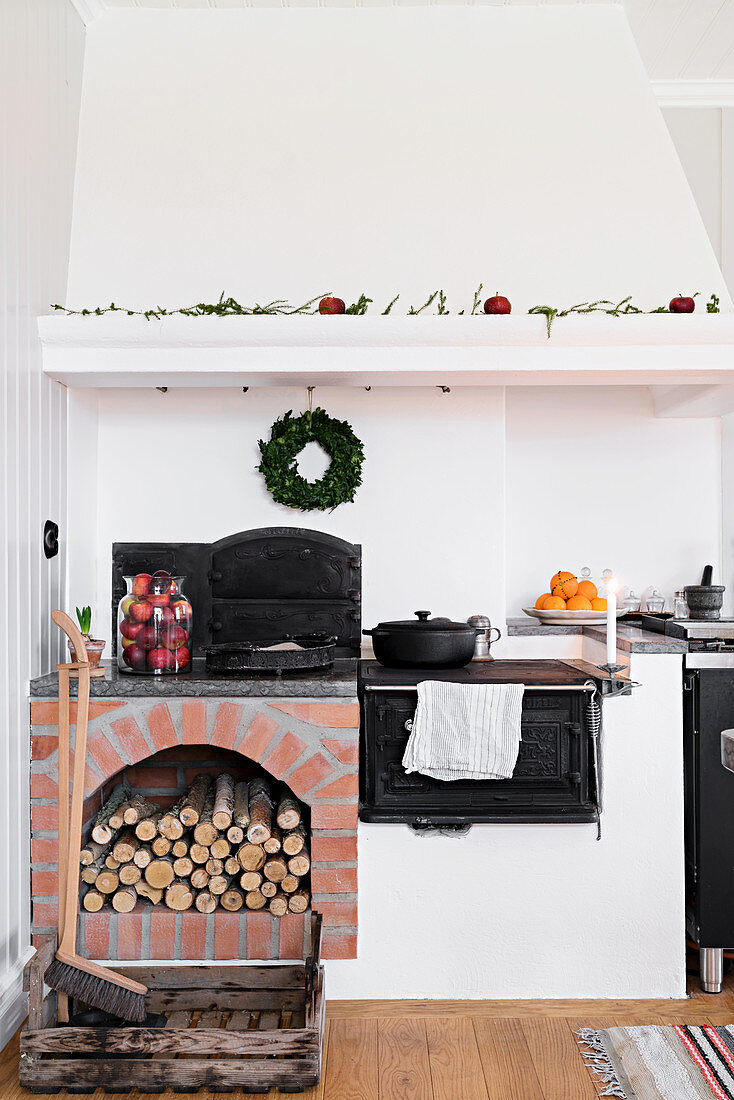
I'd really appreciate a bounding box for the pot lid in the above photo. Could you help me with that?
[372,611,475,632]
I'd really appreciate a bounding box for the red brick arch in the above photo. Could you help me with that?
[30,695,359,960]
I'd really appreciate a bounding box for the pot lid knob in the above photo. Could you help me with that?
[415,611,431,621]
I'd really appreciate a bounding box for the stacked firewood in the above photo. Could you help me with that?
[80,775,310,918]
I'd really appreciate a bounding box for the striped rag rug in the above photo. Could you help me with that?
[402,680,524,781]
[578,1025,734,1099]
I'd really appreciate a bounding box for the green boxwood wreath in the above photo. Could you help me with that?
[257,407,365,511]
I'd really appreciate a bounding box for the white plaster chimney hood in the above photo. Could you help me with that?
[40,5,734,395]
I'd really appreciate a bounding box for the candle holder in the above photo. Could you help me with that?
[596,662,637,697]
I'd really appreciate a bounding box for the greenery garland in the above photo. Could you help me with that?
[52,289,722,327]
[257,407,365,511]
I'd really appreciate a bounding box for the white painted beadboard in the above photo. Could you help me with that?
[0,0,84,1046]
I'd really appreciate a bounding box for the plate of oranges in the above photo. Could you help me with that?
[523,571,625,625]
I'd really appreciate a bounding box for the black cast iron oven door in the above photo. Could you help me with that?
[358,660,600,825]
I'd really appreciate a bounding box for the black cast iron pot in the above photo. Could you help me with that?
[363,611,481,669]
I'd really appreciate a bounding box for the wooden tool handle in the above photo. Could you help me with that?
[58,659,90,957]
[52,610,90,667]
[56,665,71,1023]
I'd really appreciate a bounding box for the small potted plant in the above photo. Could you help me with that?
[68,606,106,669]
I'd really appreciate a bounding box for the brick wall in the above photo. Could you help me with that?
[30,697,358,960]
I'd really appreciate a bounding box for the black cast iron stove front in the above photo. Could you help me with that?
[359,659,600,826]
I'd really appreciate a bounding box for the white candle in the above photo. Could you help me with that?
[606,580,617,667]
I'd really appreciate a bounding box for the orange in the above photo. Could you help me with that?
[566,595,593,611]
[550,571,578,599]
[543,596,567,611]
[535,592,552,610]
[591,597,607,612]
[577,579,598,600]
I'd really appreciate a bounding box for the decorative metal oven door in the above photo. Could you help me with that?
[360,688,596,825]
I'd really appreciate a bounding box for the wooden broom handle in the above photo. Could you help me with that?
[52,611,90,956]
[51,610,148,999]
[56,665,70,1023]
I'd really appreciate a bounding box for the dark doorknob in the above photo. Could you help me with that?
[43,520,59,559]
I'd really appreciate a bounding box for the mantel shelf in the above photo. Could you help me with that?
[38,313,734,389]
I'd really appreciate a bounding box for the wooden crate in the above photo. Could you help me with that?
[19,914,324,1094]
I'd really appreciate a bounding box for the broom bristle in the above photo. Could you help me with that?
[45,958,146,1023]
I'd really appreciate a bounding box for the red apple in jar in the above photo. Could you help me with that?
[484,293,512,315]
[148,592,171,608]
[120,618,142,640]
[150,570,172,594]
[129,598,153,623]
[123,644,147,670]
[148,647,173,671]
[132,573,151,596]
[154,605,175,626]
[136,623,160,651]
[669,294,696,313]
[173,646,191,671]
[319,296,346,315]
[171,598,193,622]
[161,623,187,650]
[120,594,135,618]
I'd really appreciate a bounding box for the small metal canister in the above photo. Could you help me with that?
[467,615,502,661]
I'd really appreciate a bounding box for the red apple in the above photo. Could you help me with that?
[129,598,153,623]
[173,646,191,671]
[136,623,160,651]
[669,295,695,313]
[148,593,171,608]
[154,605,175,626]
[120,594,135,618]
[484,293,512,315]
[123,644,146,670]
[150,570,172,595]
[171,599,193,622]
[161,624,187,650]
[319,296,346,315]
[120,618,142,640]
[132,573,151,596]
[148,647,173,671]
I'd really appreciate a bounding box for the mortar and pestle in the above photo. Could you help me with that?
[685,565,726,620]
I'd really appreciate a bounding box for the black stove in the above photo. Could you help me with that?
[358,659,604,827]
[641,615,734,657]
[642,614,734,992]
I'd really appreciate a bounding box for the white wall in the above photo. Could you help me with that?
[663,107,734,298]
[66,6,728,311]
[79,387,506,634]
[0,0,85,1045]
[505,386,723,614]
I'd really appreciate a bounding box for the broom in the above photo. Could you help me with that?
[45,611,148,1022]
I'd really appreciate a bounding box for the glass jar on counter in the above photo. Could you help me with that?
[118,572,193,675]
[646,589,665,613]
[673,590,689,619]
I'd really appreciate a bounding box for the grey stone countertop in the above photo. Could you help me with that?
[29,658,358,698]
[506,617,688,654]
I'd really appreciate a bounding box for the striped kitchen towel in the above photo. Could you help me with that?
[402,680,524,781]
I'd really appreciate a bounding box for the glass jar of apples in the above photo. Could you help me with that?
[118,571,193,675]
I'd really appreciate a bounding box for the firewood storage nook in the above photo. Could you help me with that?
[30,696,358,961]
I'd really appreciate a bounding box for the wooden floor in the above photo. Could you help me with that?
[5,961,734,1099]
